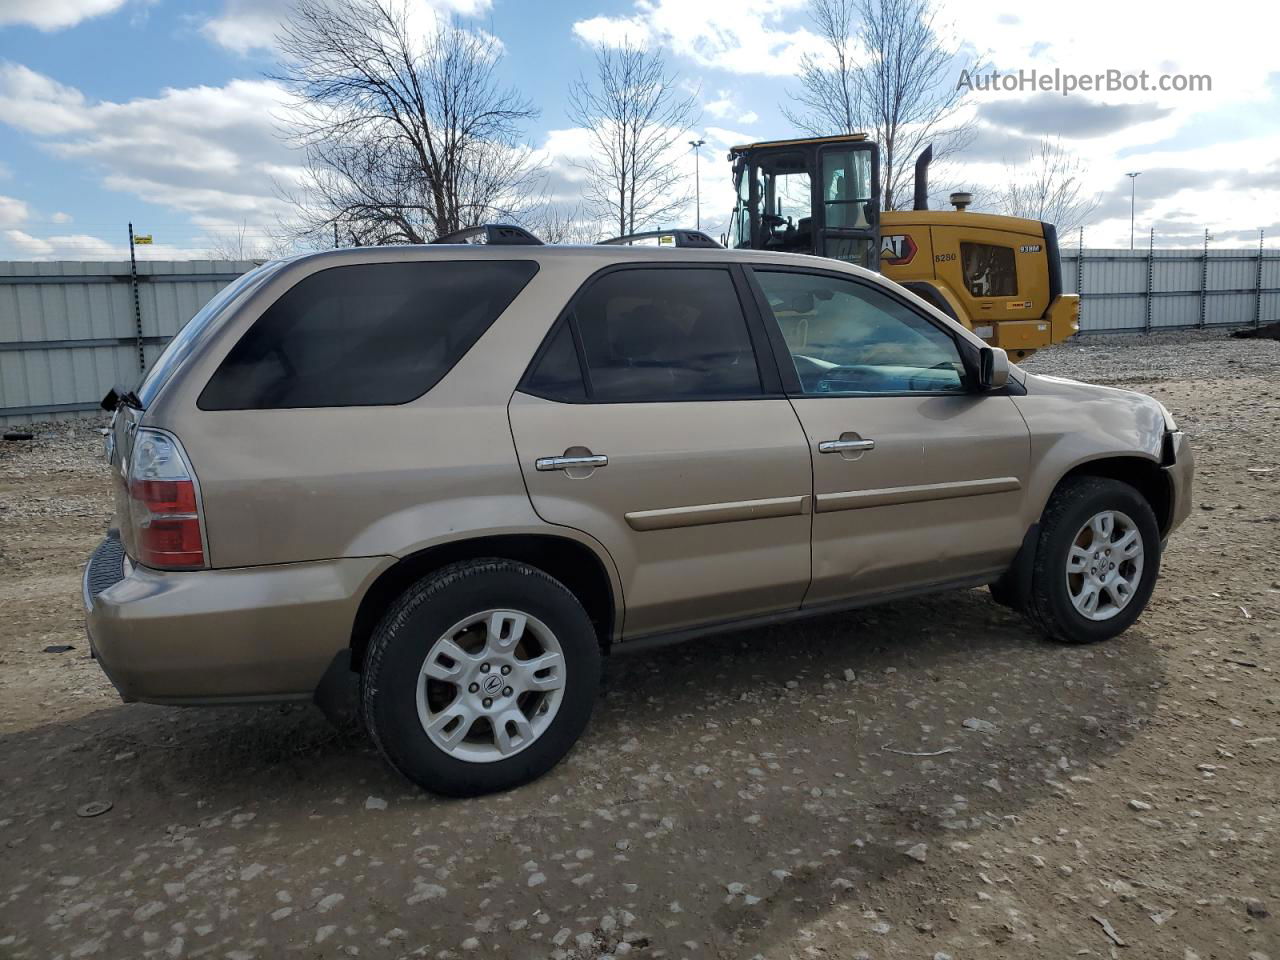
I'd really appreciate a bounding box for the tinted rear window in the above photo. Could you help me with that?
[137,262,282,407]
[199,260,538,410]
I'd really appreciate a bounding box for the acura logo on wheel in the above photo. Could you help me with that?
[482,674,504,695]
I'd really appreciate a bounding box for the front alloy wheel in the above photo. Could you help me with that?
[1065,510,1145,621]
[1026,476,1161,644]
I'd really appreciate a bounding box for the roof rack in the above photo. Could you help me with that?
[598,229,723,249]
[432,224,543,246]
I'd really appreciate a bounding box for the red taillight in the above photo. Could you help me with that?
[127,430,206,570]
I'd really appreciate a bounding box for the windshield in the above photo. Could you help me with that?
[137,261,283,406]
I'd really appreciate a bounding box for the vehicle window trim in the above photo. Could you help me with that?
[742,263,985,399]
[516,261,786,405]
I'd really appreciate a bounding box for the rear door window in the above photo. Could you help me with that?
[199,260,538,410]
[569,267,763,402]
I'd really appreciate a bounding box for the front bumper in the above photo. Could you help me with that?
[83,541,391,704]
[1164,430,1194,537]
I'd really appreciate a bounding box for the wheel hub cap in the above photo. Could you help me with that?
[1065,509,1145,622]
[416,609,566,763]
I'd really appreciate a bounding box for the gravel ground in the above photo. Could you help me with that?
[0,330,1277,960]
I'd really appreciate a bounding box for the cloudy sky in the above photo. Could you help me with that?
[0,0,1278,260]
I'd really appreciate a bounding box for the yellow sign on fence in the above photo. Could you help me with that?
[134,234,153,245]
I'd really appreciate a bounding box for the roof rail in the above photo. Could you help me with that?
[432,224,543,246]
[598,229,723,249]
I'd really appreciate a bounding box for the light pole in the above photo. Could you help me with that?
[1126,172,1141,250]
[688,138,706,230]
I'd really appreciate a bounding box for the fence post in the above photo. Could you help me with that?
[1257,229,1265,329]
[1198,228,1208,329]
[1144,227,1154,333]
[1077,226,1085,330]
[127,222,145,373]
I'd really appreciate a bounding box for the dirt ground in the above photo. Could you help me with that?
[0,330,1276,960]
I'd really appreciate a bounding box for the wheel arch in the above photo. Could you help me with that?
[349,533,620,672]
[1053,454,1174,537]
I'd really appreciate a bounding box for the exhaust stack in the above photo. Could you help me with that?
[913,144,933,211]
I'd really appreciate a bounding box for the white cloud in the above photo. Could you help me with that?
[50,210,72,223]
[573,0,823,77]
[0,65,301,227]
[0,64,93,135]
[203,0,495,55]
[737,110,759,125]
[704,95,735,120]
[4,228,53,256]
[0,0,129,31]
[571,13,652,49]
[0,227,221,260]
[0,194,30,227]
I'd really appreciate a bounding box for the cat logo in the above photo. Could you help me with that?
[880,234,917,265]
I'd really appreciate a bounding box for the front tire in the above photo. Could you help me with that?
[1025,477,1161,644]
[362,559,601,797]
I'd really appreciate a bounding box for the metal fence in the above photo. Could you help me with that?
[1060,242,1280,333]
[2,248,1278,425]
[1,260,259,426]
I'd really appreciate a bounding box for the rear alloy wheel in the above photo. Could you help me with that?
[363,560,600,796]
[1026,476,1161,644]
[417,609,566,763]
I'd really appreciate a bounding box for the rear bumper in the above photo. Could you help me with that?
[83,541,391,704]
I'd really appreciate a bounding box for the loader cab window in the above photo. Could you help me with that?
[735,152,814,254]
[961,242,1018,297]
[762,153,812,253]
[820,149,873,230]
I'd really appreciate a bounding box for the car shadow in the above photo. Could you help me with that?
[0,587,1163,958]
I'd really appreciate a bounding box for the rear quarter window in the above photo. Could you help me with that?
[198,259,538,410]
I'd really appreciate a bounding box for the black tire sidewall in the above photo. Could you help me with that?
[1033,478,1162,643]
[363,561,601,797]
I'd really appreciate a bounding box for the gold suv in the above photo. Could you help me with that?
[84,231,1193,796]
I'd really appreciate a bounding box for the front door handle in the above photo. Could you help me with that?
[535,454,609,472]
[818,438,875,454]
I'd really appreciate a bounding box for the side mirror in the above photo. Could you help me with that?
[978,346,1009,390]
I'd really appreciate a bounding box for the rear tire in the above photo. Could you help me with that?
[362,559,601,797]
[1025,476,1161,644]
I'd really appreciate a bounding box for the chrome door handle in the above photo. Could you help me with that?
[818,438,876,454]
[535,454,609,472]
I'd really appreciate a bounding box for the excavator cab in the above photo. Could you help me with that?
[727,135,880,269]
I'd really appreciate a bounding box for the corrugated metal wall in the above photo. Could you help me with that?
[1,260,259,426]
[1059,248,1279,333]
[2,250,1277,425]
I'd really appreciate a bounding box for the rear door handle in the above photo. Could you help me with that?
[535,454,609,472]
[818,439,875,454]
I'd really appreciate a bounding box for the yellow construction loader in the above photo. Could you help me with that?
[724,134,1079,358]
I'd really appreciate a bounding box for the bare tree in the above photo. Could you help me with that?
[273,0,540,244]
[205,221,290,260]
[784,0,977,210]
[522,201,604,244]
[995,138,1099,234]
[568,42,697,237]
